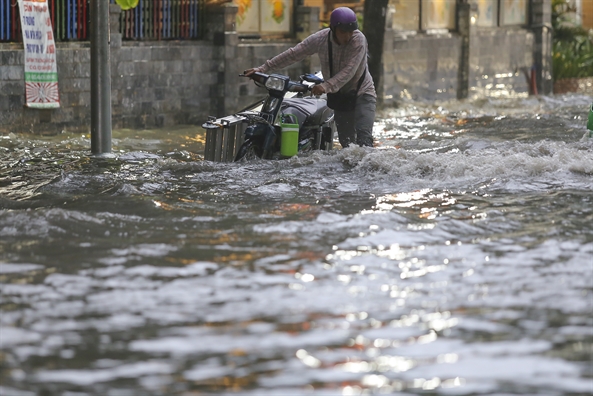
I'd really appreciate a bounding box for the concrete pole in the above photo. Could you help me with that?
[206,5,239,118]
[90,0,112,155]
[363,0,389,106]
[457,1,472,100]
[531,0,553,95]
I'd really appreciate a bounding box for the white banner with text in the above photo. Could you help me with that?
[18,0,60,109]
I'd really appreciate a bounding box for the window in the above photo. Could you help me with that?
[390,0,460,32]
[391,0,420,31]
[388,0,529,33]
[499,0,527,25]
[422,0,456,30]
[474,0,498,27]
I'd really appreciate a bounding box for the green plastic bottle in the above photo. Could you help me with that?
[280,114,299,157]
[588,103,593,138]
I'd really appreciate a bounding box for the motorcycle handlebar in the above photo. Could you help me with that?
[289,84,310,93]
[240,71,312,93]
[240,72,268,85]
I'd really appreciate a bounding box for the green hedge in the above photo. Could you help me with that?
[552,0,593,80]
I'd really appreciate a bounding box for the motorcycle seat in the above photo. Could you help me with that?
[281,97,332,127]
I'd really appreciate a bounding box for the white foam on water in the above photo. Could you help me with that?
[0,327,42,348]
[118,152,162,162]
[184,359,234,382]
[252,183,295,196]
[331,140,593,193]
[130,328,351,356]
[0,211,65,237]
[35,361,173,386]
[401,356,587,393]
[123,262,217,278]
[111,243,178,257]
[0,387,35,396]
[0,263,44,273]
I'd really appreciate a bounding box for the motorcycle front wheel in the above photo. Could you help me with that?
[234,140,263,162]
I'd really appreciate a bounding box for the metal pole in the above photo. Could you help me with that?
[90,0,112,155]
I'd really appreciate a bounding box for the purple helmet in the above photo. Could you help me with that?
[330,7,358,32]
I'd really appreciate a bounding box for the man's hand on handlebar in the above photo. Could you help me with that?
[243,68,257,76]
[311,84,326,96]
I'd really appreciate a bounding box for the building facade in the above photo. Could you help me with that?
[0,0,552,134]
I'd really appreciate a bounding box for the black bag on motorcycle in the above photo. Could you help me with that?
[326,91,358,112]
[326,31,365,112]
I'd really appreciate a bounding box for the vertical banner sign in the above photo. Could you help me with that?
[18,0,60,108]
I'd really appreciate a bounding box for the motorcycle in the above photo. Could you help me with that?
[202,71,335,161]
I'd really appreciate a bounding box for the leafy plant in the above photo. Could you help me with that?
[552,0,593,80]
[116,0,139,11]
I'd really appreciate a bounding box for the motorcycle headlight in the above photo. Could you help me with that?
[265,75,287,91]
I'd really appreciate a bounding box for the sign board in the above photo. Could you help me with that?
[235,0,292,34]
[18,0,60,109]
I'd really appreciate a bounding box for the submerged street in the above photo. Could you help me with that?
[1,94,592,395]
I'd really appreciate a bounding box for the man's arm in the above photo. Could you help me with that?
[256,32,321,74]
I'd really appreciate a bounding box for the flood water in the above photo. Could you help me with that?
[1,94,592,396]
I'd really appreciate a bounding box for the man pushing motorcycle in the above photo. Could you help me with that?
[243,7,376,148]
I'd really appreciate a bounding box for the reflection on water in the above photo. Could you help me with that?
[1,94,592,395]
